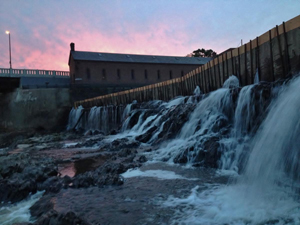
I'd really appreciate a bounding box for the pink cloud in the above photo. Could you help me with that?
[1,0,298,72]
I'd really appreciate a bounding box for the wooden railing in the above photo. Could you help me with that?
[0,68,69,78]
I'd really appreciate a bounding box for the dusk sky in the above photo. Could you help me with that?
[0,0,299,71]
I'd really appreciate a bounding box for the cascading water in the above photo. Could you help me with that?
[160,76,300,224]
[244,76,300,186]
[67,105,84,130]
[67,105,125,134]
[65,73,300,224]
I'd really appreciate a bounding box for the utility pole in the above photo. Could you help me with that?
[6,30,12,70]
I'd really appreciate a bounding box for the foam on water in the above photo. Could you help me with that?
[0,191,44,225]
[121,168,198,180]
[163,183,300,225]
[161,76,300,224]
[222,75,239,88]
[254,68,260,84]
[67,106,83,130]
[66,74,300,224]
[146,87,234,163]
[193,86,201,96]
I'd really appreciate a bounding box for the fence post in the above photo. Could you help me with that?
[282,22,291,75]
[269,30,275,81]
[256,37,260,81]
[250,40,253,83]
[276,25,286,78]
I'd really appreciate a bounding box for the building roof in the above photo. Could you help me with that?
[70,51,211,65]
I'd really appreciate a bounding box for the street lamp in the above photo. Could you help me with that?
[5,30,12,69]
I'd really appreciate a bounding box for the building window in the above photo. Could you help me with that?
[157,70,160,80]
[117,69,121,80]
[169,70,173,79]
[102,69,106,80]
[86,68,91,80]
[181,70,184,77]
[131,69,135,80]
[144,69,148,80]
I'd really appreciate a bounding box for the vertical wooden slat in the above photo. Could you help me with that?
[217,56,221,87]
[256,37,260,81]
[269,30,275,81]
[250,40,253,84]
[282,22,291,75]
[276,25,286,78]
[244,44,248,85]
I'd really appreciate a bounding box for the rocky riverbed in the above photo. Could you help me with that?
[1,76,300,224]
[0,130,230,225]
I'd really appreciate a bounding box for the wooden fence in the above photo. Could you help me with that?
[75,15,300,108]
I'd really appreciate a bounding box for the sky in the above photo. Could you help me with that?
[0,0,299,71]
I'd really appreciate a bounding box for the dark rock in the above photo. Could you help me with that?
[173,136,221,168]
[109,129,117,135]
[136,126,158,143]
[0,153,58,203]
[137,155,147,163]
[153,104,196,144]
[196,136,221,168]
[33,210,90,225]
[127,110,143,129]
[30,195,54,219]
[118,148,136,157]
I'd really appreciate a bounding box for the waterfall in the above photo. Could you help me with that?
[65,74,300,224]
[254,68,260,84]
[67,105,125,134]
[160,75,300,225]
[67,106,84,130]
[243,76,300,186]
[222,75,239,88]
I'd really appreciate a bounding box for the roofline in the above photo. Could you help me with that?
[72,50,191,59]
[70,58,207,66]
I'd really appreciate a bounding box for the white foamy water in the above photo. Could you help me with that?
[145,87,234,163]
[122,168,198,180]
[67,106,83,130]
[222,75,240,88]
[254,69,260,84]
[161,76,300,224]
[163,183,300,225]
[0,191,44,225]
[66,74,300,224]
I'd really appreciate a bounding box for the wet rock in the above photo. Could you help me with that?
[136,126,158,143]
[110,138,140,149]
[173,148,189,164]
[110,138,129,148]
[118,148,137,157]
[154,104,196,144]
[39,176,72,193]
[109,129,118,135]
[195,136,221,168]
[33,210,90,225]
[173,136,221,168]
[0,153,58,203]
[137,155,148,163]
[127,110,143,129]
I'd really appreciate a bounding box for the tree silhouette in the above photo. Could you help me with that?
[192,48,217,58]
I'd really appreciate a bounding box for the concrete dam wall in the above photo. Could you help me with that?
[0,88,71,132]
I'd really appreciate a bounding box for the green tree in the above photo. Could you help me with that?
[192,48,217,58]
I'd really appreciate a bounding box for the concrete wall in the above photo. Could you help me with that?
[0,88,71,132]
[75,15,300,108]
[20,77,70,89]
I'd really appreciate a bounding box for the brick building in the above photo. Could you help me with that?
[68,43,210,99]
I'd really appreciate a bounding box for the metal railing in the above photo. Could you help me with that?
[0,68,70,78]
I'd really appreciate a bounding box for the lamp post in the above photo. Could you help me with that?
[6,30,12,69]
